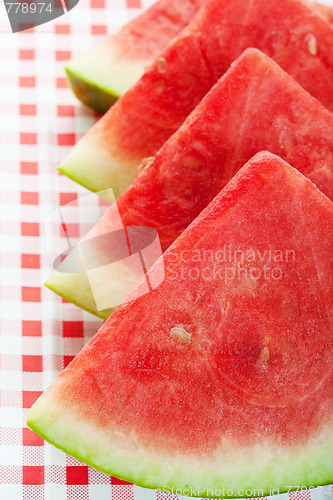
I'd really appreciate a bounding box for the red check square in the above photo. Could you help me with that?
[60,193,77,205]
[21,192,39,205]
[58,133,76,146]
[56,51,71,61]
[22,287,41,302]
[57,105,74,117]
[20,104,36,116]
[63,321,83,338]
[56,77,68,89]
[19,50,35,60]
[21,254,40,268]
[67,466,89,485]
[90,0,105,8]
[64,355,75,368]
[23,428,44,446]
[91,25,107,35]
[22,320,42,337]
[55,24,70,34]
[61,222,79,238]
[21,162,38,174]
[20,133,37,145]
[23,391,43,408]
[22,355,43,372]
[19,76,36,87]
[23,466,44,485]
[21,222,40,236]
[111,476,132,485]
[127,0,141,7]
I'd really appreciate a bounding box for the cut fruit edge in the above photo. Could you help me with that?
[59,0,333,198]
[65,0,206,112]
[65,1,333,113]
[44,272,111,320]
[66,66,120,114]
[54,46,333,318]
[32,151,333,496]
[27,392,333,498]
[65,43,146,114]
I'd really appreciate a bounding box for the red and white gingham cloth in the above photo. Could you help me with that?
[0,0,332,498]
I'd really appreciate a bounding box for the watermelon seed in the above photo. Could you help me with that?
[157,57,167,74]
[138,156,155,172]
[306,34,317,55]
[256,345,270,368]
[170,327,191,343]
[283,139,294,155]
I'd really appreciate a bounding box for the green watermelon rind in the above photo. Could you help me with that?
[65,40,145,114]
[58,131,139,198]
[58,159,102,195]
[66,67,119,115]
[44,272,112,320]
[27,392,333,498]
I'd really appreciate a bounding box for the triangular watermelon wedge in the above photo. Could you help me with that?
[66,0,206,113]
[59,0,333,195]
[48,48,333,319]
[64,0,332,113]
[29,151,333,495]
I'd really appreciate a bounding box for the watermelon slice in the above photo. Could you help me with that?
[59,0,333,195]
[49,48,333,319]
[28,151,333,495]
[66,0,206,113]
[65,0,331,114]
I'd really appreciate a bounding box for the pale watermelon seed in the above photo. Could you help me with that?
[157,57,167,74]
[257,345,270,368]
[170,327,192,343]
[307,34,317,55]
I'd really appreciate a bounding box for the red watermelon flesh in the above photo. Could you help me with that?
[65,0,331,113]
[310,1,333,25]
[47,48,333,318]
[66,0,206,113]
[116,48,333,251]
[28,151,333,494]
[59,0,333,195]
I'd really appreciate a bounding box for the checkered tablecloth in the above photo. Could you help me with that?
[0,0,332,498]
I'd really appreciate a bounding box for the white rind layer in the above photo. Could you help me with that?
[27,387,333,498]
[58,131,141,197]
[45,271,112,320]
[67,40,145,102]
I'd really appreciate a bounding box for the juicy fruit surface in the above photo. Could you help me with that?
[66,0,332,113]
[29,152,333,494]
[49,48,333,317]
[66,0,206,113]
[116,48,333,251]
[60,0,333,195]
[59,25,213,196]
[310,1,333,25]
